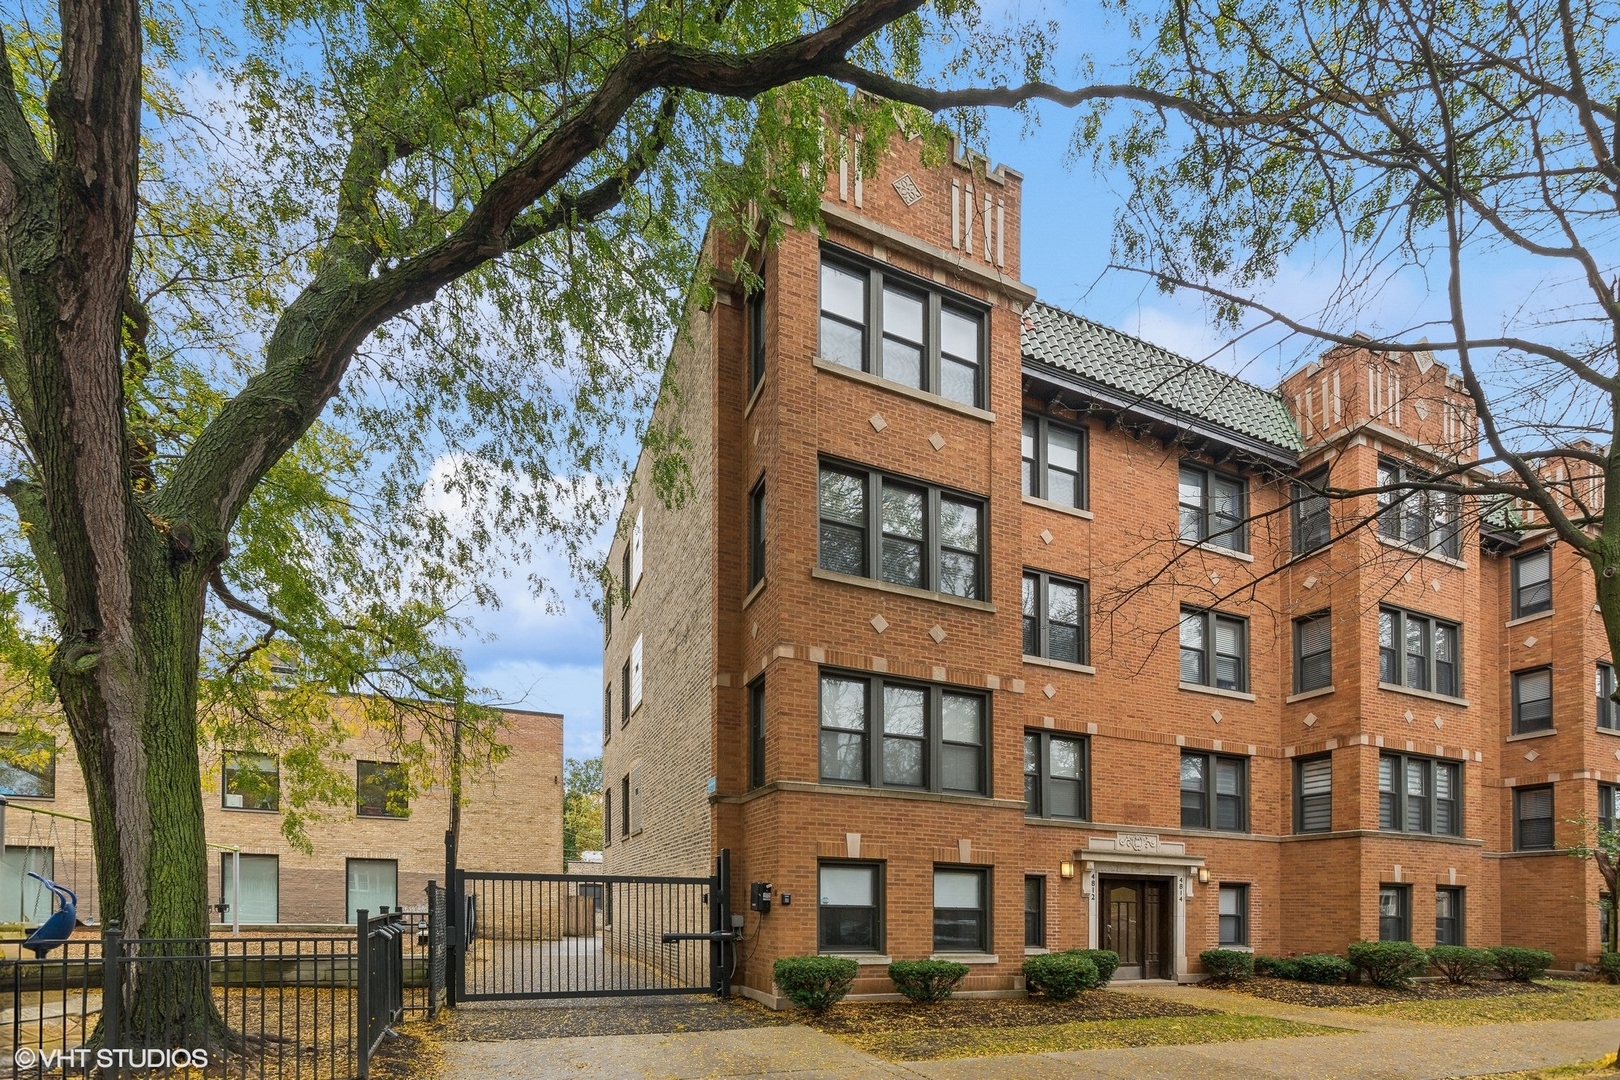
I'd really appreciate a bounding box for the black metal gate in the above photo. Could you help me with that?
[451,851,733,1000]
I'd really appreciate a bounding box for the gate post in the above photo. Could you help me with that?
[711,849,731,998]
[101,921,122,1080]
[444,831,458,1007]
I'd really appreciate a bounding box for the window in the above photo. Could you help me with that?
[1599,663,1617,730]
[1602,783,1616,835]
[1378,752,1461,835]
[749,478,766,588]
[1295,755,1333,833]
[1,847,54,925]
[748,285,766,391]
[1024,876,1046,948]
[0,732,55,798]
[1435,887,1464,946]
[818,863,881,952]
[1378,884,1411,941]
[818,254,986,407]
[631,509,644,591]
[1292,470,1331,555]
[748,678,766,790]
[1377,458,1460,558]
[818,673,987,795]
[220,854,279,925]
[1021,415,1086,509]
[223,752,279,811]
[818,463,984,600]
[346,858,397,923]
[1024,731,1087,820]
[1022,571,1087,664]
[1178,464,1247,551]
[356,761,408,819]
[603,589,611,641]
[619,775,630,838]
[1181,753,1247,832]
[1180,608,1247,692]
[603,686,611,743]
[1218,884,1248,946]
[629,765,643,835]
[603,788,612,849]
[620,660,630,725]
[620,544,631,609]
[1514,785,1554,850]
[1512,667,1553,734]
[1294,612,1332,693]
[630,635,644,711]
[1378,607,1460,697]
[933,867,988,953]
[1512,549,1552,618]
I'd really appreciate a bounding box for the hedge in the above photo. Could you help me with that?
[1347,940,1428,987]
[1064,949,1121,987]
[1490,946,1554,983]
[772,956,858,1012]
[1254,956,1301,980]
[1427,945,1493,985]
[1199,949,1254,980]
[1023,952,1098,1001]
[887,959,969,1004]
[1600,952,1620,985]
[1292,954,1353,984]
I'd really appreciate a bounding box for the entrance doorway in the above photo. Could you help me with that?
[1100,877,1172,980]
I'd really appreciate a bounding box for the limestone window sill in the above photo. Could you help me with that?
[1024,947,1050,956]
[1285,685,1336,704]
[824,953,891,966]
[1375,534,1467,569]
[1597,726,1620,738]
[1505,728,1556,741]
[1378,682,1469,707]
[1023,655,1097,675]
[932,953,998,965]
[811,567,997,613]
[1506,609,1554,628]
[811,357,996,423]
[1022,494,1094,521]
[742,577,767,610]
[1179,682,1257,703]
[744,374,767,419]
[1178,538,1255,564]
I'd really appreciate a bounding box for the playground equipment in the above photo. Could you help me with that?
[20,872,75,957]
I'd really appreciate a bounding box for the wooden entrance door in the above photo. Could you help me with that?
[1101,878,1171,980]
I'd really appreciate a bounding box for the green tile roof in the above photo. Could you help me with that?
[1021,302,1305,456]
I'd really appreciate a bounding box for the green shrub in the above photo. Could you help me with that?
[1600,952,1620,984]
[1064,949,1120,986]
[1490,946,1555,983]
[887,959,969,1004]
[772,956,858,1012]
[1254,956,1301,980]
[1199,949,1255,980]
[1427,945,1493,984]
[1023,952,1099,1002]
[1347,940,1428,987]
[1292,954,1353,984]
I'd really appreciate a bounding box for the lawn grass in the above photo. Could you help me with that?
[828,1012,1345,1061]
[1455,1053,1619,1078]
[1350,981,1620,1025]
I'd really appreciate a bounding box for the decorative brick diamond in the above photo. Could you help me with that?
[1303,575,1318,589]
[1404,709,1414,723]
[929,433,946,451]
[869,413,887,432]
[929,625,946,644]
[1403,572,1413,584]
[1431,579,1442,592]
[1303,713,1318,728]
[892,173,924,206]
[1043,684,1056,699]
[870,615,889,634]
[1211,710,1223,724]
[1524,636,1538,648]
[1413,400,1430,420]
[1040,529,1053,545]
[1209,572,1221,586]
[1434,717,1444,729]
[1525,749,1540,762]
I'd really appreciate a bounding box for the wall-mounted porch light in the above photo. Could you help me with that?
[1197,867,1210,885]
[1060,860,1075,880]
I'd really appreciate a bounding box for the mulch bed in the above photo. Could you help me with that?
[801,990,1209,1035]
[1208,975,1556,1008]
[444,997,796,1040]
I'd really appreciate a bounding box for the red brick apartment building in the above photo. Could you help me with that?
[600,130,1615,1003]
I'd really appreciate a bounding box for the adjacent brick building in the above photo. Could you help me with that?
[0,701,563,926]
[600,129,1615,1004]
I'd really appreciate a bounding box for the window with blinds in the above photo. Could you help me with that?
[1295,756,1332,833]
[1180,608,1247,692]
[1379,752,1461,836]
[1512,667,1553,734]
[1512,549,1552,619]
[1599,664,1617,730]
[1294,612,1332,693]
[1515,785,1554,850]
[1378,607,1461,697]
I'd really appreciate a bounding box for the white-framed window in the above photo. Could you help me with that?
[630,635,644,711]
[631,508,644,592]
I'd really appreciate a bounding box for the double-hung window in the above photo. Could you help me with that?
[1218,884,1248,946]
[749,478,766,589]
[1022,571,1087,664]
[1021,415,1086,509]
[620,775,630,839]
[1292,469,1331,555]
[223,752,279,811]
[1512,667,1553,734]
[602,687,611,744]
[602,788,612,848]
[933,867,988,953]
[1181,752,1247,831]
[1601,783,1617,835]
[1599,663,1617,730]
[1178,465,1247,551]
[1378,884,1411,941]
[818,673,987,795]
[1294,612,1332,693]
[818,463,984,600]
[1514,785,1554,850]
[1024,877,1046,948]
[748,678,765,790]
[1378,607,1460,697]
[1023,731,1087,820]
[818,254,986,408]
[1378,752,1461,835]
[818,863,882,953]
[1435,887,1464,946]
[1180,608,1247,692]
[747,284,766,391]
[1512,549,1552,618]
[1377,458,1461,558]
[1294,755,1333,833]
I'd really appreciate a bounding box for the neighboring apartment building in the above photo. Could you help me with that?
[0,702,563,926]
[600,128,1617,1004]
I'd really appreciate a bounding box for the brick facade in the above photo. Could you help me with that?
[601,130,1612,1005]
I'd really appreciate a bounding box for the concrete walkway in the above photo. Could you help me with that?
[440,988,1620,1080]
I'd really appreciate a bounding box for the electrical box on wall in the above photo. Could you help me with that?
[749,881,773,913]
